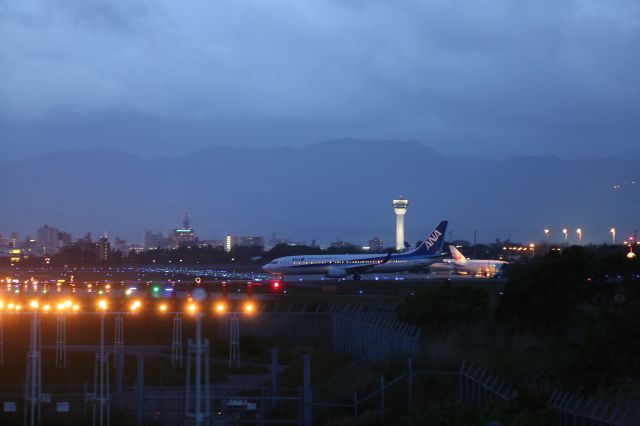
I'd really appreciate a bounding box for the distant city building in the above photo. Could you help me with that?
[144,231,170,250]
[96,233,110,261]
[368,237,384,252]
[114,237,127,254]
[77,232,93,243]
[197,239,224,249]
[225,235,264,252]
[172,210,197,248]
[129,245,145,254]
[17,238,38,258]
[393,197,409,251]
[37,225,62,255]
[35,227,71,255]
[330,239,353,249]
[265,233,283,251]
[58,231,72,246]
[0,234,14,258]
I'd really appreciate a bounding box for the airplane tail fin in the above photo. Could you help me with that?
[411,220,448,256]
[448,245,468,265]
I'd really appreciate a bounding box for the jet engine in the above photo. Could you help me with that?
[326,267,347,278]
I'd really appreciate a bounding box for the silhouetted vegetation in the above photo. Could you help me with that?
[398,284,489,327]
[398,245,640,403]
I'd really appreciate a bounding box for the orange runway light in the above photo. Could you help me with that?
[98,300,108,311]
[243,302,255,313]
[214,302,226,313]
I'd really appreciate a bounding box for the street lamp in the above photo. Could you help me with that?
[544,229,550,240]
[610,228,616,244]
[576,228,582,245]
[562,228,568,244]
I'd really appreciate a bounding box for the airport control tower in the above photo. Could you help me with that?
[393,197,409,250]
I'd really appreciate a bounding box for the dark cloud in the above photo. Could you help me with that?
[1,0,639,160]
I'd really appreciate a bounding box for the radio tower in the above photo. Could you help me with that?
[393,197,409,251]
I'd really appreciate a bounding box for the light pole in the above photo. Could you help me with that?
[610,228,616,244]
[576,228,582,245]
[25,300,42,426]
[544,229,550,252]
[94,299,109,426]
[562,228,568,245]
[185,288,210,425]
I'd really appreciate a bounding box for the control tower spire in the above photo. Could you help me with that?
[393,197,409,251]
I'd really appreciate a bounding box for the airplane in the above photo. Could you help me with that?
[430,245,508,277]
[262,220,449,280]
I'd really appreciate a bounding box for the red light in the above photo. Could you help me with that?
[273,282,280,288]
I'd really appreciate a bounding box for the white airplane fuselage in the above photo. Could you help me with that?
[263,253,442,277]
[263,220,449,279]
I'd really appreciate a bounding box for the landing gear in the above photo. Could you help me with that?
[353,274,362,281]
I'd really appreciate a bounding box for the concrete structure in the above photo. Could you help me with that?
[393,197,409,251]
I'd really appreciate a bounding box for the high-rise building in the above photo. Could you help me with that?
[114,238,127,254]
[172,210,197,248]
[37,224,60,255]
[368,237,384,252]
[58,231,72,246]
[144,231,170,249]
[393,197,409,251]
[225,235,264,252]
[96,233,110,261]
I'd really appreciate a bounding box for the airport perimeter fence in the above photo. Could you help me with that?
[549,390,640,426]
[458,360,518,404]
[331,310,422,362]
[212,303,422,364]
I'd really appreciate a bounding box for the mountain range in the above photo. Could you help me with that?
[2,139,638,245]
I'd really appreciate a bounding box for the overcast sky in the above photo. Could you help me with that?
[1,0,639,161]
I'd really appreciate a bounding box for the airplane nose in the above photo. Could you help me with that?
[262,263,273,272]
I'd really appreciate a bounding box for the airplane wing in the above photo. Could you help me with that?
[344,251,392,275]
